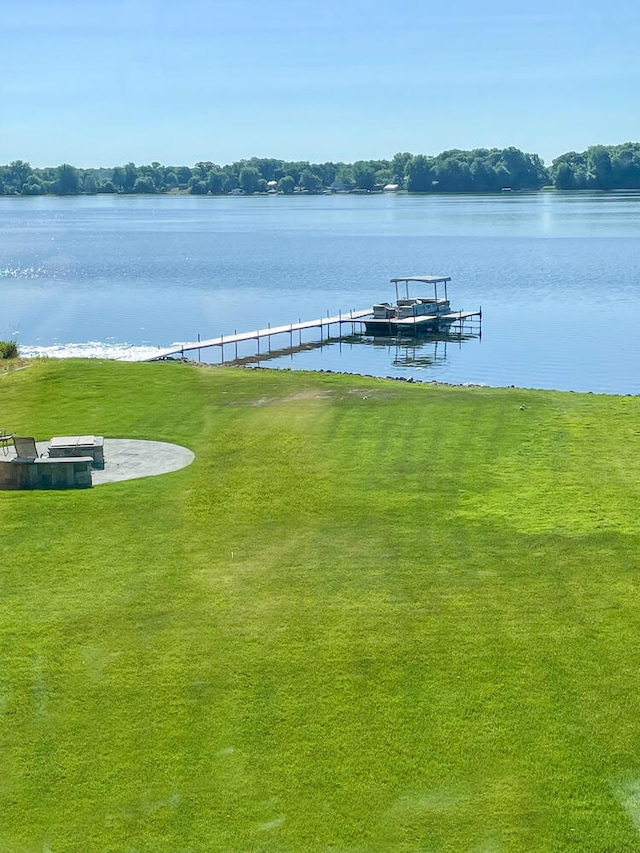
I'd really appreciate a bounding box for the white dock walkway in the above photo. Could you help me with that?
[125,308,373,363]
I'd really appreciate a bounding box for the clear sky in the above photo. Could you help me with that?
[2,0,639,168]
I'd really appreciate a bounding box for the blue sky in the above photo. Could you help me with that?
[2,0,639,168]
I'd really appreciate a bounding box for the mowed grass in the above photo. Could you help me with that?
[3,359,640,851]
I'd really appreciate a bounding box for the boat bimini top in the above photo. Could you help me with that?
[390,276,451,302]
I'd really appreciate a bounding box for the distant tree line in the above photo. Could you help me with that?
[550,143,640,190]
[1,145,639,196]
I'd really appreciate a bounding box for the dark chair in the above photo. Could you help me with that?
[13,436,47,461]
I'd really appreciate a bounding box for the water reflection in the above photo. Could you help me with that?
[221,325,482,380]
[370,328,481,370]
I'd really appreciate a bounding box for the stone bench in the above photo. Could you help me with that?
[0,456,93,490]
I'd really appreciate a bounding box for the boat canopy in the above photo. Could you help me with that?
[390,275,451,301]
[390,276,451,284]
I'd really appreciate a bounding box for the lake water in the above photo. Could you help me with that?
[1,192,640,394]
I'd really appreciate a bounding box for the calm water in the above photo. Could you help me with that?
[1,192,640,393]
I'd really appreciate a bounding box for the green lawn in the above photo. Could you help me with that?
[2,359,640,851]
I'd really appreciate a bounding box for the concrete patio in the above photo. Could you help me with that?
[1,438,194,488]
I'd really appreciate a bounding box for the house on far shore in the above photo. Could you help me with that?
[383,183,399,192]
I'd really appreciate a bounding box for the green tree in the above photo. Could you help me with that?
[8,160,32,193]
[494,147,548,190]
[188,177,208,194]
[144,164,164,191]
[375,168,393,187]
[494,164,510,189]
[332,163,354,190]
[405,154,433,192]
[247,157,283,181]
[551,151,585,188]
[219,170,237,193]
[122,162,138,192]
[110,167,121,190]
[391,152,412,185]
[204,170,223,194]
[239,167,261,194]
[554,162,575,190]
[56,163,80,195]
[283,163,302,185]
[164,171,178,190]
[133,175,156,193]
[195,161,215,176]
[587,146,613,189]
[433,156,471,192]
[611,144,640,189]
[83,173,98,193]
[278,175,295,194]
[22,175,46,195]
[470,158,494,192]
[300,169,321,193]
[319,162,337,186]
[352,161,376,190]
[175,166,192,186]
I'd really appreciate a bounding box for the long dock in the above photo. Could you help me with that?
[131,308,373,363]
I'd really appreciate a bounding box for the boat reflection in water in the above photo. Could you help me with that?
[367,325,481,370]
